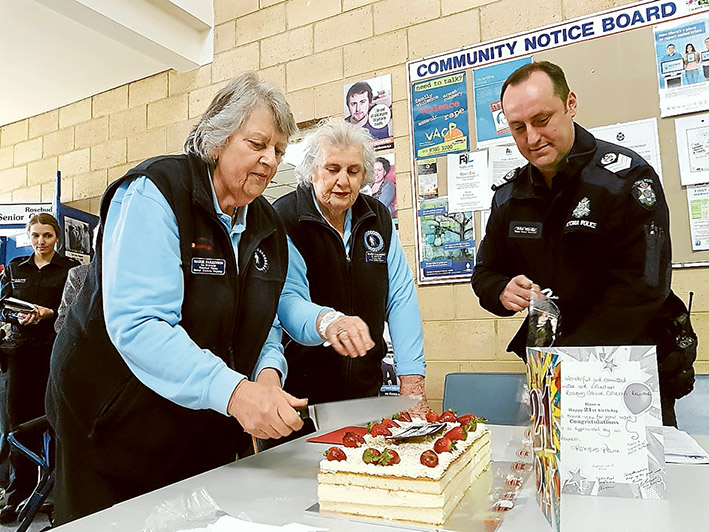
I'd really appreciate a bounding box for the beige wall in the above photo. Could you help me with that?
[1,0,707,410]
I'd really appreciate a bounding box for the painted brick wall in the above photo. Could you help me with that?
[0,0,706,411]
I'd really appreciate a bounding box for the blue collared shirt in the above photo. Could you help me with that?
[277,192,425,377]
[102,176,287,416]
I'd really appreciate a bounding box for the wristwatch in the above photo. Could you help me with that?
[318,310,345,341]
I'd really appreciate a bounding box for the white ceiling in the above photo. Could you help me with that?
[0,0,213,126]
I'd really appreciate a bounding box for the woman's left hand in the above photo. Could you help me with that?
[19,305,53,325]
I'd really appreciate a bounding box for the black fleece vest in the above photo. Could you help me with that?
[273,185,391,402]
[46,154,287,494]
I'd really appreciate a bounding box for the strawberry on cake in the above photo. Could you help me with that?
[318,410,491,525]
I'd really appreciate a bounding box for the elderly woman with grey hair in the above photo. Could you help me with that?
[46,71,305,524]
[273,119,428,419]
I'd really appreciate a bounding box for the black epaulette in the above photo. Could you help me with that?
[492,167,521,191]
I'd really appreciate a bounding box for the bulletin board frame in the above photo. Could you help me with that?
[406,0,709,285]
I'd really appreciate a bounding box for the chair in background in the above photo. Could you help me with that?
[443,372,529,425]
[7,415,54,532]
[675,375,709,434]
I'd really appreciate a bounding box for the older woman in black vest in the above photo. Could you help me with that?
[46,72,305,524]
[274,120,428,412]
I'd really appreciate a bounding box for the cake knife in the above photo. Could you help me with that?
[297,395,422,432]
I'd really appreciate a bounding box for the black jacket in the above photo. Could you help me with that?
[1,252,77,344]
[472,124,693,398]
[46,154,287,496]
[273,185,392,402]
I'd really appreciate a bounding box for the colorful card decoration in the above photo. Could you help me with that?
[527,346,665,531]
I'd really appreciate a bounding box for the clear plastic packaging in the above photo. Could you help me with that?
[527,288,560,348]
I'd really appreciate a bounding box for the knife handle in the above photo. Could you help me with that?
[296,405,310,421]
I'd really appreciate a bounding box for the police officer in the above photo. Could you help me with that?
[471,61,694,426]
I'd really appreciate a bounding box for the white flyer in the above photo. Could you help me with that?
[446,151,490,213]
[686,184,709,250]
[675,114,709,186]
[488,144,527,186]
[590,118,663,183]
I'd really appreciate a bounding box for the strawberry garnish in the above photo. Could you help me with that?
[378,448,401,466]
[456,413,474,426]
[342,431,366,448]
[324,447,347,461]
[426,411,439,423]
[438,410,457,423]
[381,418,400,429]
[433,436,455,453]
[362,448,382,464]
[444,425,467,441]
[393,411,412,423]
[369,423,392,437]
[420,449,439,468]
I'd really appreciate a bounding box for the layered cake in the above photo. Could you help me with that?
[318,411,491,525]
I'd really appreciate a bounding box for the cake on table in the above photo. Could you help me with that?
[317,410,491,525]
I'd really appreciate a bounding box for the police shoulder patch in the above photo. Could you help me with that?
[492,167,520,191]
[632,178,657,210]
[599,152,632,175]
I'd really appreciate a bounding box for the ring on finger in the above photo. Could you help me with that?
[336,328,347,337]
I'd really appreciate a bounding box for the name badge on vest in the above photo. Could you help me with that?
[364,230,387,263]
[509,222,542,239]
[191,257,226,275]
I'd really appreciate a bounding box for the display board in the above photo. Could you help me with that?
[407,0,709,284]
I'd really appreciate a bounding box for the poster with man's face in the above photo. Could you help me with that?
[343,74,394,151]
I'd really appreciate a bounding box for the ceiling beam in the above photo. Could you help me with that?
[36,0,213,71]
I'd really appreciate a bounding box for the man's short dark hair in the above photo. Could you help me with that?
[346,81,373,104]
[500,61,570,109]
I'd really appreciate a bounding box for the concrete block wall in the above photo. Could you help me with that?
[1,0,707,411]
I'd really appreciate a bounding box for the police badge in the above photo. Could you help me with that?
[572,197,591,218]
[632,179,656,210]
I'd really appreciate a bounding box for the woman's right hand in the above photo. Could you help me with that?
[227,377,306,440]
[324,315,374,358]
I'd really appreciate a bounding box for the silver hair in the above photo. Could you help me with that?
[184,71,297,162]
[294,119,376,187]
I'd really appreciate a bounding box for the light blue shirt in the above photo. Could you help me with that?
[102,176,287,417]
[277,194,425,377]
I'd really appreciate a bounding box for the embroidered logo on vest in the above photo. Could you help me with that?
[364,230,384,252]
[253,247,269,273]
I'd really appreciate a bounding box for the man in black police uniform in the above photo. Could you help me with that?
[471,61,695,426]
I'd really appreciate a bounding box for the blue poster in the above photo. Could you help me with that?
[411,72,469,160]
[474,57,532,146]
[417,197,474,281]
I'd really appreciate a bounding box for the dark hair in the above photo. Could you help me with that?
[686,43,696,53]
[667,43,676,49]
[346,81,373,105]
[26,213,61,242]
[501,61,570,109]
[374,156,391,175]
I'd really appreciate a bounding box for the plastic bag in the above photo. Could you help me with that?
[527,288,560,349]
[142,488,226,532]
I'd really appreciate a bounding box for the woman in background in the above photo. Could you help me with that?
[684,43,701,84]
[0,213,76,524]
[371,156,397,219]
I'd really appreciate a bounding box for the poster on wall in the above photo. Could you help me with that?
[64,216,91,264]
[654,15,709,117]
[674,112,709,186]
[474,57,532,148]
[343,74,393,151]
[446,151,491,212]
[411,72,469,159]
[417,160,439,200]
[590,118,663,183]
[687,184,709,250]
[361,153,397,225]
[417,197,475,282]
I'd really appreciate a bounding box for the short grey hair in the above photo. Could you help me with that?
[294,119,376,187]
[184,71,297,162]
